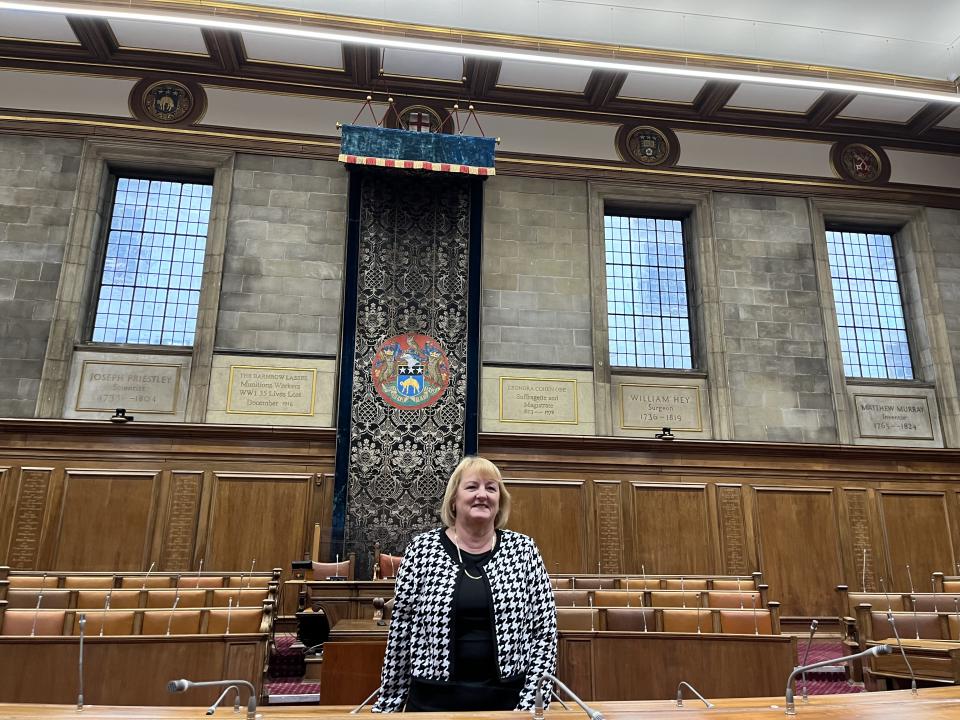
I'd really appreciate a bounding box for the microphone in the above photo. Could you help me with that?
[799,619,819,703]
[77,613,86,711]
[886,610,918,697]
[350,685,381,714]
[167,678,257,720]
[246,559,256,589]
[907,564,915,594]
[142,562,155,590]
[737,577,743,608]
[695,592,702,634]
[751,594,759,635]
[681,576,686,607]
[206,684,240,715]
[931,577,939,612]
[226,597,233,634]
[100,592,111,637]
[166,596,180,636]
[861,549,868,592]
[785,645,891,715]
[533,672,603,720]
[676,680,713,708]
[31,588,44,637]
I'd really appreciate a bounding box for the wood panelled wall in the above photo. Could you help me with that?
[2,420,960,618]
[0,421,336,577]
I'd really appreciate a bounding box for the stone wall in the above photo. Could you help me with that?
[217,154,347,355]
[0,135,82,416]
[927,208,960,405]
[713,193,836,443]
[481,175,592,367]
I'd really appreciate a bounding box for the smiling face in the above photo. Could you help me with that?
[453,470,500,530]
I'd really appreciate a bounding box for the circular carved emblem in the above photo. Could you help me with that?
[399,105,443,133]
[142,80,194,123]
[831,142,890,184]
[626,126,671,165]
[371,333,451,409]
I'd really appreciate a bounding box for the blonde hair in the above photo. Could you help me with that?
[440,456,511,529]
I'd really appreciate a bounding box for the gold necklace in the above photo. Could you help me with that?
[453,531,494,581]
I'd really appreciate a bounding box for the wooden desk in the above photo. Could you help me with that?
[867,637,960,688]
[0,686,959,719]
[281,580,394,623]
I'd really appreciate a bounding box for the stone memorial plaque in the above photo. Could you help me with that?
[227,366,317,416]
[76,361,181,413]
[854,394,934,440]
[499,377,578,424]
[620,384,702,431]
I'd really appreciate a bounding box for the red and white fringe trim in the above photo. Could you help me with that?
[338,154,494,176]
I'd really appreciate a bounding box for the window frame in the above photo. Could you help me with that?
[86,171,215,348]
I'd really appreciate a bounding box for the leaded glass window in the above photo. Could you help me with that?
[604,215,692,369]
[92,177,212,345]
[826,229,913,379]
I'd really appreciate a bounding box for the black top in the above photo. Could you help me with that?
[439,530,498,682]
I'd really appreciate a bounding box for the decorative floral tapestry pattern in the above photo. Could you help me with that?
[345,171,472,564]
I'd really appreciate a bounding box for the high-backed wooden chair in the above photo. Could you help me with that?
[622,578,660,591]
[553,590,591,607]
[64,576,115,589]
[661,609,705,633]
[311,559,355,581]
[719,609,773,635]
[556,608,598,631]
[571,578,617,590]
[948,615,960,640]
[708,591,761,609]
[76,590,141,610]
[145,590,206,609]
[211,588,269,607]
[593,590,644,607]
[141,609,202,635]
[844,591,905,614]
[604,608,655,631]
[910,594,953,612]
[8,576,58,589]
[6,589,71,610]
[663,579,708,590]
[1,609,67,636]
[226,576,271,589]
[206,608,263,634]
[650,591,703,608]
[865,610,943,640]
[73,611,136,636]
[712,579,751,590]
[120,576,171,589]
[376,553,404,579]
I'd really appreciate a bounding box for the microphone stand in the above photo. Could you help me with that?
[167,678,256,720]
[886,611,918,696]
[534,672,603,720]
[206,685,240,715]
[676,681,713,708]
[77,614,86,711]
[785,645,892,715]
[799,619,818,703]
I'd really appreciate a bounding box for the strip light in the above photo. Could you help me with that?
[2,0,960,105]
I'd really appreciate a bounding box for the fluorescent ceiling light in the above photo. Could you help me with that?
[3,1,960,105]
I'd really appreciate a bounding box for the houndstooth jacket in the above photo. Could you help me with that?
[372,527,557,712]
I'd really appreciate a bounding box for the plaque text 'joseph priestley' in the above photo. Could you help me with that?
[227,366,317,416]
[620,384,702,431]
[855,394,934,440]
[499,377,578,424]
[77,361,181,413]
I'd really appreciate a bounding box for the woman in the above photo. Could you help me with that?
[373,456,557,712]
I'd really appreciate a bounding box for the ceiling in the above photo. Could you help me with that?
[0,0,959,149]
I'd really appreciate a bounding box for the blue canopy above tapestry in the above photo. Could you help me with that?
[339,124,496,176]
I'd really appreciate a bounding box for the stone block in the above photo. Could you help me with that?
[236,311,280,331]
[255,330,299,352]
[259,294,302,314]
[280,314,320,333]
[757,321,791,339]
[723,319,759,338]
[252,172,294,190]
[483,307,519,326]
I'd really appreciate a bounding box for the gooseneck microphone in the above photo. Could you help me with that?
[77,613,86,711]
[799,619,819,703]
[533,672,603,720]
[785,645,891,715]
[167,678,257,720]
[886,611,918,696]
[676,680,713,708]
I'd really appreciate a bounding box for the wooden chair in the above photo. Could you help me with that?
[376,553,404,580]
[8,576,58,589]
[593,590,644,607]
[661,609,706,633]
[206,608,264,634]
[707,591,761,609]
[571,578,617,590]
[141,609,202,635]
[120,576,171,589]
[663,579,708,590]
[73,610,136,636]
[6,589,71,610]
[622,577,660,591]
[177,576,224,589]
[550,577,572,590]
[76,590,141,610]
[712,579,752,590]
[604,608,655,631]
[719,609,773,635]
[145,590,206,609]
[226,576,271,589]
[553,590,591,607]
[910,594,954,612]
[556,608,598,631]
[311,558,355,581]
[211,588,268,607]
[865,610,943,640]
[1,609,67,636]
[650,591,703,608]
[64,576,114,589]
